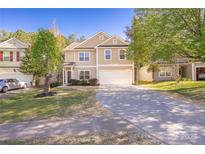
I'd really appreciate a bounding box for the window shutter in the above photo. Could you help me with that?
[16,51,19,61]
[10,51,13,61]
[0,51,3,61]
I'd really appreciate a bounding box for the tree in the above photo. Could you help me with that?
[67,33,77,44]
[125,15,152,84]
[78,35,86,42]
[126,9,205,83]
[12,29,35,44]
[0,30,12,42]
[30,29,62,94]
[20,49,42,87]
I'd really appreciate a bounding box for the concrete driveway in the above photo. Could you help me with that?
[96,85,205,144]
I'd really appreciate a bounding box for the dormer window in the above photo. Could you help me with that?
[113,39,117,45]
[99,35,104,40]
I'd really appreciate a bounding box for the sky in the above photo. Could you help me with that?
[0,8,134,39]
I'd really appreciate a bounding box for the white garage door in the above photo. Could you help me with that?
[0,73,32,84]
[99,70,132,85]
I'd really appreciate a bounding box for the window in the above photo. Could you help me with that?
[79,52,90,62]
[0,51,3,61]
[113,39,117,45]
[119,50,126,60]
[79,71,90,80]
[104,49,111,60]
[159,67,172,77]
[3,51,10,61]
[10,51,13,61]
[16,51,20,62]
[99,35,104,40]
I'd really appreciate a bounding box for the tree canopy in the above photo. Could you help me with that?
[31,29,62,93]
[126,8,205,65]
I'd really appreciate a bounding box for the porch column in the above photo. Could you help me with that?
[62,67,65,85]
[71,66,74,79]
[192,63,195,81]
[65,68,68,85]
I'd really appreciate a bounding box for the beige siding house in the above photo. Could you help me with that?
[63,32,134,85]
[139,58,205,82]
[0,38,32,84]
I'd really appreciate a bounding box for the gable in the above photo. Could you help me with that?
[97,35,129,47]
[0,38,29,49]
[63,42,81,51]
[74,32,111,49]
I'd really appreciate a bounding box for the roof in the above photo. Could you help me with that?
[63,32,129,51]
[98,45,128,47]
[63,42,81,51]
[0,38,29,49]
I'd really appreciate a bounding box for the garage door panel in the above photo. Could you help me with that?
[0,73,32,84]
[99,70,132,85]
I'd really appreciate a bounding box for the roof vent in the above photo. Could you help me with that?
[99,35,104,40]
[113,39,117,45]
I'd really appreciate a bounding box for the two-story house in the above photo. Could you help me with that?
[63,32,134,85]
[0,38,32,83]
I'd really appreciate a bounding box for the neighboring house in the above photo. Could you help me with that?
[139,58,205,82]
[0,38,33,84]
[63,32,134,85]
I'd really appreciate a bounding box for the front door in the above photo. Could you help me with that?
[67,71,71,83]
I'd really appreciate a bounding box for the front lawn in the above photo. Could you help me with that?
[0,88,100,124]
[142,81,205,102]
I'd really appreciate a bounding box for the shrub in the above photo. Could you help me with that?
[70,79,80,85]
[89,78,98,85]
[80,80,89,85]
[181,77,191,81]
[50,81,62,88]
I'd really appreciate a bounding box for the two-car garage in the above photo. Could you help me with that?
[0,68,32,84]
[98,70,133,85]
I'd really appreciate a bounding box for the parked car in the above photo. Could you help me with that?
[0,79,28,93]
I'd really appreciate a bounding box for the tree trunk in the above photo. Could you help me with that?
[32,75,36,87]
[152,71,154,82]
[135,63,140,85]
[44,74,51,94]
[173,63,180,84]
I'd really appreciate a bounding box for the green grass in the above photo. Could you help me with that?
[0,88,96,124]
[142,81,205,101]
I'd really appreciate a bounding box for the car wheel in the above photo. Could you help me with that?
[2,86,8,93]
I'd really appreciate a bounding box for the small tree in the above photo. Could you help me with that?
[20,49,41,87]
[125,16,151,84]
[31,29,62,94]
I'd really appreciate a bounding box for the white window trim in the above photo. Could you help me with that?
[158,67,172,77]
[78,52,91,62]
[78,70,91,80]
[118,49,126,60]
[104,49,112,60]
